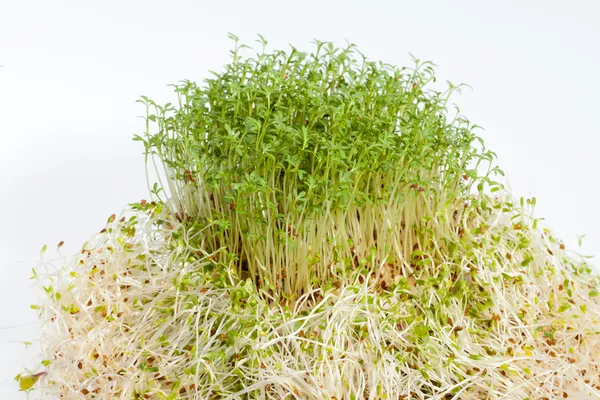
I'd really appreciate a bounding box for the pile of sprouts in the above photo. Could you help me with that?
[19,35,600,399]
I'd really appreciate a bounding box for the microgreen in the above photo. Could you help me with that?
[20,36,600,399]
[137,35,500,297]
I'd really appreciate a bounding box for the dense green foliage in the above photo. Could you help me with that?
[137,35,502,296]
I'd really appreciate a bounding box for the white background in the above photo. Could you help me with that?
[1,0,599,397]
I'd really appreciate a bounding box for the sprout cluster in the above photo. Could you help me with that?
[136,35,500,296]
[21,36,600,399]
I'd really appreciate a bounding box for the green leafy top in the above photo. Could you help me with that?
[136,35,503,295]
[139,35,495,217]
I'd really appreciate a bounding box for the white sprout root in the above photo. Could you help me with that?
[23,190,600,400]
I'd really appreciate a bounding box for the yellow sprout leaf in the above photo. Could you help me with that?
[19,374,40,391]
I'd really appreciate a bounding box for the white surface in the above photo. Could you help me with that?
[1,0,599,397]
